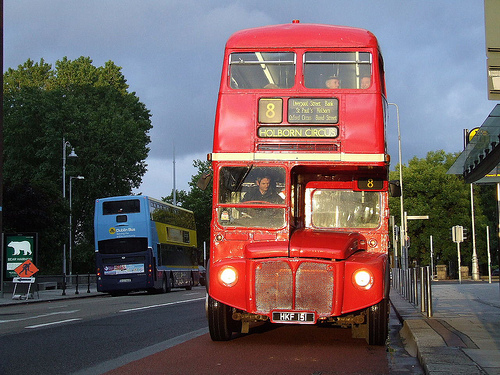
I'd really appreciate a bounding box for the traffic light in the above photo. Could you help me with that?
[452,225,464,243]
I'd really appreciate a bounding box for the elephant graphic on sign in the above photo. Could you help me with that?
[8,241,32,256]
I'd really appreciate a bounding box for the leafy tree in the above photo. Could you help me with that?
[389,150,497,276]
[163,160,213,261]
[3,57,152,274]
[3,180,67,273]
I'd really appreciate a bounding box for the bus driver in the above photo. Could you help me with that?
[242,176,282,203]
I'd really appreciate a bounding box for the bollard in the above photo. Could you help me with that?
[75,274,79,295]
[402,269,406,299]
[426,266,433,317]
[406,268,411,300]
[404,269,409,299]
[87,274,91,293]
[420,267,426,313]
[396,268,401,294]
[401,268,405,296]
[413,268,418,305]
[409,268,414,304]
[408,269,412,303]
[62,273,66,296]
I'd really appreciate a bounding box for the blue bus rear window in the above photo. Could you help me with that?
[98,238,148,254]
[103,199,141,215]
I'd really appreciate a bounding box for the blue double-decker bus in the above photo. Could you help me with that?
[94,195,199,295]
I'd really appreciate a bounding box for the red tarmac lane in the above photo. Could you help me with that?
[105,324,389,375]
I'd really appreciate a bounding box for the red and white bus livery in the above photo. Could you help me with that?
[206,21,399,345]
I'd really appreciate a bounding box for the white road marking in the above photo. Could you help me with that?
[25,318,82,329]
[0,310,79,324]
[119,297,205,313]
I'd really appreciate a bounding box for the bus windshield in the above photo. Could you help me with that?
[229,52,295,89]
[306,189,380,229]
[217,166,286,228]
[304,52,372,89]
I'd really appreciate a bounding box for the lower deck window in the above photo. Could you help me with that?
[217,207,285,228]
[307,189,380,229]
[217,165,286,229]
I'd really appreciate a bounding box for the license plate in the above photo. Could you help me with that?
[271,311,315,324]
[118,278,132,283]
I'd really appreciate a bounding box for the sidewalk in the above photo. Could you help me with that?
[0,283,102,305]
[391,280,500,375]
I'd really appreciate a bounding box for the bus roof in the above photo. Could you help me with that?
[95,195,194,214]
[225,22,379,50]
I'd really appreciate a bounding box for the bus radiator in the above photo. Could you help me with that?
[255,261,334,315]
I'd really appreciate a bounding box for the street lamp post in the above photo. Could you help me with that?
[62,137,77,276]
[69,176,84,276]
[470,183,480,281]
[388,103,405,268]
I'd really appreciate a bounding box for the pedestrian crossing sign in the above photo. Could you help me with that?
[14,259,39,278]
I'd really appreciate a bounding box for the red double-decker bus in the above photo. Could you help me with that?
[206,21,399,345]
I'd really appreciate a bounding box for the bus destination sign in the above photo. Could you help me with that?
[258,126,338,138]
[288,98,339,124]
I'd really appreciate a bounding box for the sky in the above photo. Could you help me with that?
[3,1,495,199]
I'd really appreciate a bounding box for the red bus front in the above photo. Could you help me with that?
[207,22,396,346]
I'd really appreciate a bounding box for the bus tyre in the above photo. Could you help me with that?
[207,295,240,341]
[185,275,193,291]
[368,298,389,346]
[165,275,173,293]
[161,276,168,293]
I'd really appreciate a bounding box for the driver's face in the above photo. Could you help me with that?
[258,178,270,193]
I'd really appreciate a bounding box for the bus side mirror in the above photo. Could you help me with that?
[389,180,401,197]
[197,172,213,190]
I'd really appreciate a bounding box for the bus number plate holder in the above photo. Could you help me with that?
[119,278,132,283]
[271,311,315,324]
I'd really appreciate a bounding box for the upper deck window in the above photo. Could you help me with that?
[150,201,196,230]
[229,52,295,89]
[304,52,372,89]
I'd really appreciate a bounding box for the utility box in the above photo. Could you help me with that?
[460,266,470,280]
[436,265,447,280]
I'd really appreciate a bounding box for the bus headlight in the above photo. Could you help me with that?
[352,269,374,290]
[219,266,238,287]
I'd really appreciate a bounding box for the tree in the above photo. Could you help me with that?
[389,150,496,276]
[163,160,213,260]
[3,57,152,274]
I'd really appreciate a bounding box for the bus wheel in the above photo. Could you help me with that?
[160,276,168,293]
[207,295,240,341]
[185,275,193,291]
[368,298,389,345]
[165,275,173,293]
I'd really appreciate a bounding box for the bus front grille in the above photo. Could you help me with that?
[254,261,334,315]
[255,261,293,312]
[295,262,333,314]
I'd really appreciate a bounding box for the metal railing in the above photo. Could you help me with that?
[60,274,97,295]
[392,266,433,317]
